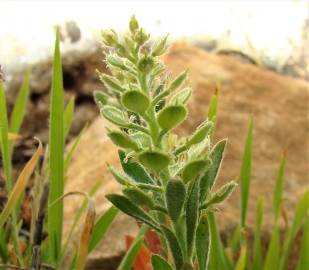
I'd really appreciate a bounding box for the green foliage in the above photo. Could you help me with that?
[97,16,236,270]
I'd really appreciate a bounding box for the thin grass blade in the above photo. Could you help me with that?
[252,197,264,270]
[0,140,42,227]
[272,151,287,221]
[117,225,147,270]
[240,116,253,228]
[48,29,65,264]
[88,206,119,252]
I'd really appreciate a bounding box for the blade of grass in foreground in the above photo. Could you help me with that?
[263,226,280,270]
[88,206,119,252]
[272,151,287,222]
[9,70,30,151]
[48,30,65,264]
[117,225,148,270]
[207,85,219,138]
[279,190,309,270]
[0,81,12,192]
[252,197,264,270]
[240,116,253,228]
[0,140,42,227]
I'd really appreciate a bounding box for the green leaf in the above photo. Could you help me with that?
[109,165,133,186]
[240,117,253,228]
[252,197,264,270]
[196,213,211,270]
[138,150,170,173]
[121,90,150,115]
[119,150,154,184]
[200,139,227,202]
[88,206,119,252]
[170,87,192,105]
[101,105,128,127]
[182,159,210,184]
[106,194,160,231]
[279,189,309,270]
[0,81,12,192]
[151,254,173,270]
[48,30,65,264]
[168,70,188,93]
[157,105,187,131]
[108,130,139,150]
[9,70,30,143]
[208,211,231,270]
[118,225,147,270]
[263,226,280,270]
[187,121,213,147]
[123,186,154,209]
[165,179,186,223]
[186,178,200,259]
[151,35,169,57]
[93,90,108,107]
[202,181,237,209]
[296,218,309,270]
[272,151,287,221]
[161,225,184,270]
[63,96,75,141]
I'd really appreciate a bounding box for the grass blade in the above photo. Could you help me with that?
[263,226,280,270]
[208,211,232,270]
[88,206,119,252]
[48,29,65,264]
[9,70,30,145]
[252,197,264,270]
[296,218,309,270]
[151,254,173,270]
[0,80,12,192]
[240,116,253,228]
[63,96,75,141]
[117,225,147,270]
[272,151,287,222]
[0,140,42,227]
[279,189,309,270]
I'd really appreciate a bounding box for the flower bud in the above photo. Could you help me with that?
[188,121,214,146]
[101,105,128,127]
[97,72,125,93]
[168,70,188,93]
[182,159,210,183]
[107,54,126,70]
[152,35,169,56]
[108,130,139,150]
[157,105,187,131]
[102,29,118,46]
[138,150,170,172]
[121,90,150,115]
[137,55,155,73]
[129,15,139,34]
[134,28,150,46]
[170,87,192,105]
[93,91,108,107]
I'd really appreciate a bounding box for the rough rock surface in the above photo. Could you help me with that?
[62,43,308,268]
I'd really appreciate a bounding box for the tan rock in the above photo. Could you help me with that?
[63,42,309,267]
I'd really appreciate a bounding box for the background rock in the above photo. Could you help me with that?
[61,43,308,268]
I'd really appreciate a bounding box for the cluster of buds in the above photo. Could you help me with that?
[94,16,236,270]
